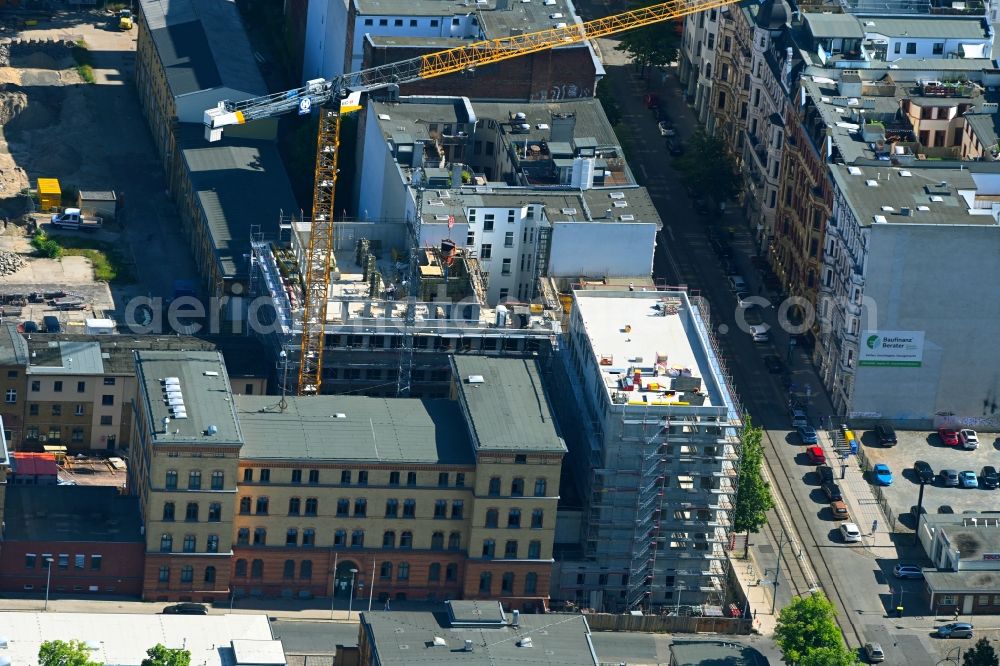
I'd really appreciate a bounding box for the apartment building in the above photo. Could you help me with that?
[680,4,723,127]
[552,289,741,612]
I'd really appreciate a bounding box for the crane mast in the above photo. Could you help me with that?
[204,0,737,395]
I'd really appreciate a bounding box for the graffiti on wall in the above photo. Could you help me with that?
[535,84,592,101]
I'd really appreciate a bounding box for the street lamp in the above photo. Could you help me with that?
[347,568,359,621]
[43,557,54,611]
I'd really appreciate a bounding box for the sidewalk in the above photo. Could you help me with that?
[729,551,779,636]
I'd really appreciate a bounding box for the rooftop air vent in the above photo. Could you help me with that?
[468,375,486,384]
[549,12,564,17]
[873,215,887,223]
[432,637,447,647]
[900,170,912,177]
[865,180,878,187]
[613,201,628,208]
[334,413,347,418]
[848,166,863,176]
[519,637,534,648]
[619,214,636,221]
[881,206,894,212]
[560,207,578,215]
[203,371,219,377]
[931,195,944,202]
[609,192,626,199]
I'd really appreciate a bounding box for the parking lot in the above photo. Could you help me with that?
[860,428,1000,519]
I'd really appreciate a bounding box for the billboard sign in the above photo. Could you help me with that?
[859,330,924,367]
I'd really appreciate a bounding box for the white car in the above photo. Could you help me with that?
[840,522,861,543]
[657,120,676,137]
[727,275,747,293]
[735,291,752,308]
[960,429,979,450]
[750,324,770,343]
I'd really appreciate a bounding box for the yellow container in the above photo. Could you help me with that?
[845,430,856,442]
[37,178,61,211]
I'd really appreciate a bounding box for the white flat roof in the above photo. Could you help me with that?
[231,639,287,665]
[574,290,728,410]
[0,612,281,666]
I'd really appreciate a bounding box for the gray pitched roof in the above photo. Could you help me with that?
[452,357,566,454]
[0,323,28,367]
[804,13,864,39]
[235,395,475,465]
[861,16,989,39]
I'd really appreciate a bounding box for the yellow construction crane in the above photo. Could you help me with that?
[204,0,735,395]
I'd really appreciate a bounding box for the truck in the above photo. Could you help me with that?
[49,208,102,231]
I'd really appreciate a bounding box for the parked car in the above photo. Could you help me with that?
[19,320,37,333]
[807,446,826,464]
[797,425,818,445]
[960,470,979,488]
[667,137,685,156]
[763,355,784,374]
[744,307,764,327]
[936,623,974,639]
[982,465,999,489]
[162,603,208,615]
[727,275,747,292]
[830,500,849,520]
[43,315,61,333]
[864,642,886,663]
[940,469,960,487]
[873,463,894,486]
[914,460,935,484]
[875,424,897,446]
[960,429,979,450]
[790,408,809,428]
[735,290,752,308]
[822,482,844,501]
[893,564,924,580]
[939,428,960,446]
[818,465,835,484]
[750,324,770,343]
[657,120,676,137]
[840,522,861,543]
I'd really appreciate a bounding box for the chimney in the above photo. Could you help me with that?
[512,610,520,626]
[464,640,474,652]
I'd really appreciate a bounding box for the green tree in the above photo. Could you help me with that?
[614,20,679,72]
[774,592,845,664]
[732,418,774,558]
[674,130,740,204]
[799,645,860,666]
[141,644,191,666]
[38,640,101,666]
[963,638,1000,666]
[596,77,622,126]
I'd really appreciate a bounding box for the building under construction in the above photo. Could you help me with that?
[249,218,565,397]
[551,288,742,614]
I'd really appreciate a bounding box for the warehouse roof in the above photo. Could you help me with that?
[360,609,599,665]
[134,350,243,446]
[140,0,266,99]
[26,340,105,375]
[452,357,566,453]
[0,323,28,367]
[235,395,475,464]
[177,126,298,280]
[4,486,143,543]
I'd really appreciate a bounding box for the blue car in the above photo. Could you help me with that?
[797,425,818,445]
[873,463,893,486]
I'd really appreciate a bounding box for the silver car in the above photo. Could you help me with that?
[864,642,885,663]
[940,469,960,487]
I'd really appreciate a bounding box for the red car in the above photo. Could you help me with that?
[938,428,960,446]
[807,446,826,464]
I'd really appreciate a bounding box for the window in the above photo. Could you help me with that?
[162,502,175,521]
[70,427,83,443]
[378,18,387,25]
[446,563,458,581]
[407,472,417,486]
[534,478,547,496]
[101,394,113,406]
[91,555,102,570]
[188,470,201,490]
[334,530,347,547]
[258,469,270,483]
[74,404,84,416]
[504,231,514,248]
[104,377,116,386]
[894,42,901,54]
[501,572,515,594]
[409,18,417,26]
[183,535,196,553]
[159,566,170,582]
[403,499,416,518]
[707,33,715,50]
[456,473,465,488]
[511,478,524,497]
[449,532,461,550]
[75,381,86,393]
[467,230,475,246]
[308,469,319,484]
[351,529,365,547]
[482,539,495,558]
[73,554,84,569]
[305,498,318,516]
[251,559,264,578]
[531,509,544,528]
[429,562,441,581]
[235,559,248,577]
[211,471,224,489]
[25,553,36,568]
[303,528,315,546]
[383,530,397,548]
[237,528,249,545]
[508,508,521,528]
[480,244,492,259]
[364,18,373,25]
[528,540,541,559]
[488,477,501,496]
[29,404,37,416]
[54,381,63,393]
[239,497,251,514]
[389,471,400,486]
[354,498,367,517]
[400,531,413,549]
[301,560,313,579]
[185,502,198,521]
[942,595,957,605]
[501,258,511,275]
[256,497,269,515]
[204,566,216,584]
[341,470,351,484]
[393,18,402,26]
[717,91,727,110]
[451,501,463,519]
[434,500,448,518]
[51,404,61,417]
[243,469,253,482]
[253,528,267,545]
[485,508,499,528]
[483,214,495,231]
[431,532,445,550]
[358,471,368,485]
[479,571,492,594]
[380,561,393,579]
[160,534,172,552]
[438,472,449,487]
[289,497,301,515]
[430,18,439,26]
[515,455,527,464]
[525,572,538,594]
[206,535,219,553]
[505,540,518,558]
[398,562,410,580]
[906,42,916,54]
[3,389,14,404]
[337,499,350,517]
[30,380,39,392]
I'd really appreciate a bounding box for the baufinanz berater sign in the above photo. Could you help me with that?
[859,330,924,367]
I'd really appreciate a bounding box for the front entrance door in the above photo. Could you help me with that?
[963,595,974,615]
[335,561,359,598]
